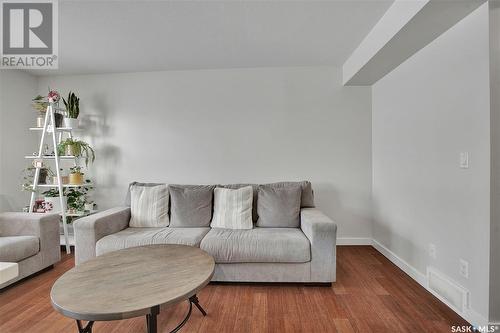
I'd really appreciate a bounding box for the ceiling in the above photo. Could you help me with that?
[34,0,393,75]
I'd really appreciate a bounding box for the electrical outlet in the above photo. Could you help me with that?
[460,152,470,169]
[459,259,469,279]
[429,244,436,259]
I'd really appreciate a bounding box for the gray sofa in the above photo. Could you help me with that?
[0,213,61,289]
[74,182,337,283]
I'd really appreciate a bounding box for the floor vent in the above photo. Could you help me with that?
[427,267,469,313]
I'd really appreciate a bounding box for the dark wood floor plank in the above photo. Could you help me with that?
[0,246,470,333]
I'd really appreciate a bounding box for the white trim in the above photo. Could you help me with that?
[336,237,373,245]
[371,239,489,327]
[371,239,427,286]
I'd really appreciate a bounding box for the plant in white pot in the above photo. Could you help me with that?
[62,91,80,128]
[42,189,67,213]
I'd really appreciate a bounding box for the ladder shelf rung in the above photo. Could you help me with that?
[32,183,93,188]
[29,127,74,132]
[25,155,77,159]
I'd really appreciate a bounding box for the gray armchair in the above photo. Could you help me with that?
[0,212,61,289]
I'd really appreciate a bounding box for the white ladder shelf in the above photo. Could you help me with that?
[27,102,75,254]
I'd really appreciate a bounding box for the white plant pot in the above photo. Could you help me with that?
[43,196,67,213]
[63,117,79,129]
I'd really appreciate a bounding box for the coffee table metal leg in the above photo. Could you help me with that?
[76,320,94,333]
[189,295,207,316]
[145,297,206,333]
[146,305,160,333]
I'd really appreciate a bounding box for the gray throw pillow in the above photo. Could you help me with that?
[262,181,315,208]
[169,185,215,227]
[256,184,302,228]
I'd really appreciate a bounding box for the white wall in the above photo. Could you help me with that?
[0,70,38,212]
[372,4,490,322]
[38,66,372,239]
[489,0,500,323]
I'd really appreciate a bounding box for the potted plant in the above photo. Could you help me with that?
[32,95,48,127]
[57,138,95,166]
[62,91,80,128]
[38,167,54,184]
[21,165,54,191]
[47,90,64,127]
[51,168,69,185]
[42,188,67,213]
[68,166,84,185]
[66,181,92,215]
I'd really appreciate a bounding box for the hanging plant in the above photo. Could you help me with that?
[57,138,95,166]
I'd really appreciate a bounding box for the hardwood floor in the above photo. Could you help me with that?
[0,246,469,333]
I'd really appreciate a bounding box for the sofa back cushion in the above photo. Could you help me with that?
[219,184,259,222]
[221,181,314,223]
[125,182,165,206]
[169,185,215,227]
[211,186,253,230]
[125,181,314,226]
[263,181,315,208]
[129,184,170,227]
[256,184,302,228]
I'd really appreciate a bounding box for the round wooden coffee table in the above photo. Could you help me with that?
[51,245,215,333]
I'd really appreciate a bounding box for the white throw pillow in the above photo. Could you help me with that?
[211,186,253,229]
[129,184,169,227]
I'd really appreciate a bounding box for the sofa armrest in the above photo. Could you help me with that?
[0,212,60,264]
[300,208,337,282]
[74,207,130,265]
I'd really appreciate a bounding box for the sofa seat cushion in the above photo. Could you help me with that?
[200,228,310,263]
[0,236,40,262]
[96,227,210,256]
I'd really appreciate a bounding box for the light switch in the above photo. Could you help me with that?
[459,152,469,169]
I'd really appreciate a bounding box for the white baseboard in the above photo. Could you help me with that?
[371,239,488,327]
[336,237,373,245]
[371,239,427,286]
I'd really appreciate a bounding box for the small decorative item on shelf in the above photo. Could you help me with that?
[68,166,84,185]
[46,89,64,127]
[39,168,50,184]
[42,188,67,213]
[51,168,68,185]
[47,90,60,103]
[34,199,45,213]
[57,138,95,166]
[84,202,94,211]
[54,112,64,128]
[36,115,45,128]
[62,91,80,128]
